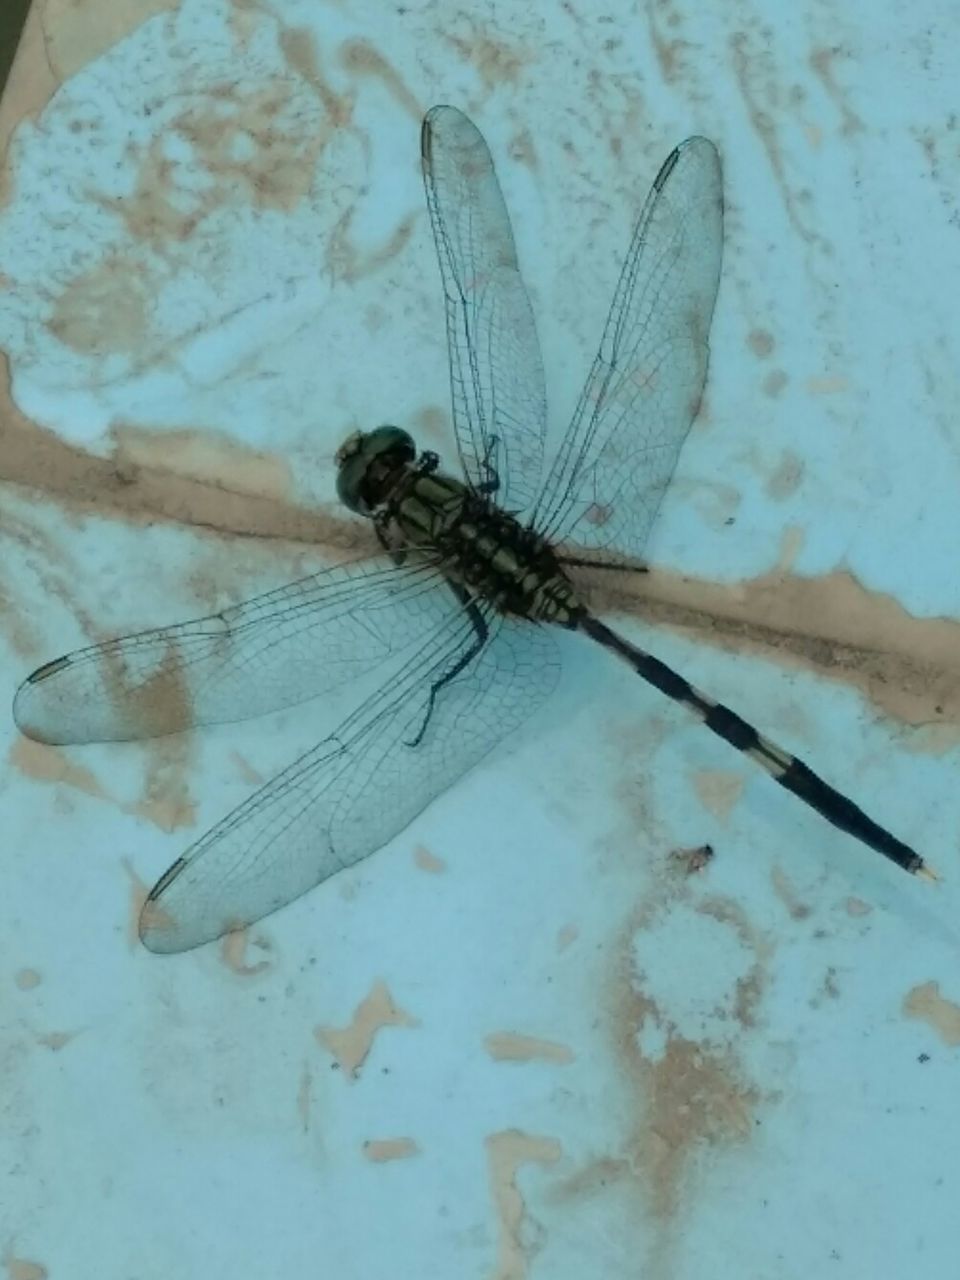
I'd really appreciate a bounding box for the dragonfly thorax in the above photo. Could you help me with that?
[336,428,582,625]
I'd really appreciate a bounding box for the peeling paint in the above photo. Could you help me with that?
[484,1032,575,1065]
[315,981,419,1077]
[363,1137,420,1162]
[486,1129,562,1280]
[903,981,960,1046]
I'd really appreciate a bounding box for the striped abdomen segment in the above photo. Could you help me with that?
[580,614,934,880]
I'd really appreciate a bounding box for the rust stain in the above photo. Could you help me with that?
[131,734,196,833]
[443,19,529,90]
[729,33,814,242]
[315,980,419,1077]
[845,896,872,917]
[484,1032,575,1065]
[325,205,417,284]
[806,375,849,395]
[35,1029,77,1051]
[9,736,109,801]
[556,923,579,952]
[14,969,42,991]
[903,981,960,1046]
[220,928,272,977]
[809,47,864,135]
[3,1254,48,1280]
[765,450,804,500]
[692,769,744,822]
[49,255,152,355]
[747,328,775,358]
[486,1129,562,1280]
[413,844,446,873]
[231,752,265,786]
[509,126,538,171]
[279,27,353,127]
[557,882,774,1272]
[362,1137,420,1162]
[770,865,812,920]
[338,41,421,119]
[297,1063,311,1132]
[97,79,333,250]
[644,0,692,83]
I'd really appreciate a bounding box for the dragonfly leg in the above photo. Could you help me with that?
[558,555,648,573]
[474,433,501,496]
[405,585,488,747]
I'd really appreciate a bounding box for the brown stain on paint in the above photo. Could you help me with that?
[362,1137,420,1162]
[9,736,109,802]
[325,205,417,284]
[338,41,421,119]
[315,981,419,1077]
[98,78,331,250]
[35,1029,77,1051]
[809,47,864,135]
[279,27,353,128]
[297,1063,312,1132]
[484,1032,575,1065]
[763,369,788,398]
[845,896,872,918]
[692,769,744,822]
[443,20,529,90]
[747,328,775,358]
[557,882,774,1273]
[765,450,804,500]
[3,1254,49,1280]
[14,969,42,991]
[806,375,848,396]
[903,981,960,1046]
[556,923,579,952]
[486,1130,563,1280]
[770,865,812,920]
[413,844,446,873]
[49,256,152,355]
[220,928,272,977]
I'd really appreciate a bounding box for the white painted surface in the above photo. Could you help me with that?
[3,1,960,1277]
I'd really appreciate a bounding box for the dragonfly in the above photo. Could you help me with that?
[14,106,935,953]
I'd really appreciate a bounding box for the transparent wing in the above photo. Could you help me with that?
[13,553,455,745]
[139,605,560,952]
[422,104,547,516]
[533,136,723,561]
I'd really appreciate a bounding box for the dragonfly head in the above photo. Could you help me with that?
[335,425,417,516]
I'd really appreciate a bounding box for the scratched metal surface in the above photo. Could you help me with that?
[2,2,960,1278]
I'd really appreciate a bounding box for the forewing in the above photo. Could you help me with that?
[140,608,560,952]
[534,136,723,560]
[14,554,452,745]
[422,105,547,515]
